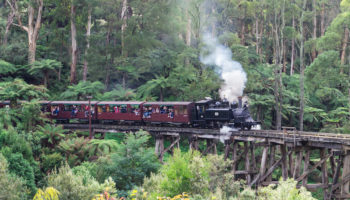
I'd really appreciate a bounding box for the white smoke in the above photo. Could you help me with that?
[219,125,237,143]
[200,33,247,102]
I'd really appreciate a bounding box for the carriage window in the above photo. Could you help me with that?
[178,106,187,115]
[109,105,118,113]
[63,105,80,111]
[143,105,153,118]
[98,105,107,113]
[120,105,127,113]
[130,105,139,113]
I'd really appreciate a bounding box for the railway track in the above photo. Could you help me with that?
[62,124,350,146]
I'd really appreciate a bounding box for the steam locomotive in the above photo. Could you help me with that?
[0,97,259,130]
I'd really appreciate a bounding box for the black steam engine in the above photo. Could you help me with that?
[191,97,260,130]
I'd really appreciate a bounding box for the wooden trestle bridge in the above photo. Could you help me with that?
[63,124,350,200]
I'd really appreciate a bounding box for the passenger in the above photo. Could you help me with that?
[71,106,76,118]
[134,108,139,116]
[115,106,119,113]
[168,109,174,118]
[85,105,89,117]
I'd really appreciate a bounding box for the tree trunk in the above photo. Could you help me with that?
[121,0,128,89]
[320,3,325,36]
[185,5,191,66]
[3,3,15,46]
[70,0,78,84]
[290,15,295,75]
[311,0,317,61]
[340,27,349,72]
[83,6,92,81]
[255,17,259,54]
[299,0,307,131]
[6,0,43,63]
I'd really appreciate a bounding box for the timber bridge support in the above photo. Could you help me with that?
[63,124,350,199]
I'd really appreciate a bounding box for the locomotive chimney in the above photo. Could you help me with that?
[238,96,243,108]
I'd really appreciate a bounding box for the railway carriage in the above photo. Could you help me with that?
[142,102,194,126]
[97,101,144,124]
[50,101,99,123]
[0,101,10,108]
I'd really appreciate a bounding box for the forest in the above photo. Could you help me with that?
[0,0,350,199]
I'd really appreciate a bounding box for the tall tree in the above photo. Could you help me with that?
[70,0,78,84]
[299,0,307,131]
[7,0,44,64]
[82,5,92,81]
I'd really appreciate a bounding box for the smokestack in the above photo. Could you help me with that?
[238,96,242,108]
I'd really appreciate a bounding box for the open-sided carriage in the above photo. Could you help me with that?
[142,102,194,126]
[96,101,144,124]
[50,101,99,123]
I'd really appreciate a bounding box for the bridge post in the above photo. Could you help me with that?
[189,136,199,151]
[302,149,310,187]
[266,145,275,182]
[155,135,164,161]
[224,139,232,160]
[244,142,251,184]
[341,151,350,196]
[320,148,329,199]
[280,144,288,180]
[232,141,238,179]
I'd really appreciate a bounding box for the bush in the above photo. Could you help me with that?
[0,153,28,200]
[47,163,116,200]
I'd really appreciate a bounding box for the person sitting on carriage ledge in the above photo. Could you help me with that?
[71,105,77,118]
[168,109,174,118]
[84,105,89,117]
[52,106,59,116]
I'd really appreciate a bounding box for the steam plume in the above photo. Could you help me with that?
[200,33,247,102]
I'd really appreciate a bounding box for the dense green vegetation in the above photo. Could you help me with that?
[1,0,350,199]
[1,0,350,131]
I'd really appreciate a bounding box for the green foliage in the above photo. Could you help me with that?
[47,163,117,200]
[0,153,28,200]
[60,81,105,100]
[143,150,242,199]
[97,131,160,195]
[7,153,36,195]
[257,178,316,200]
[41,153,64,174]
[58,137,90,166]
[0,59,17,76]
[101,84,136,101]
[28,59,63,87]
[0,79,48,107]
[37,124,66,148]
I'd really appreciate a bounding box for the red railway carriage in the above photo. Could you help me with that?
[97,101,144,123]
[142,102,194,125]
[39,101,51,113]
[0,101,10,108]
[50,101,99,123]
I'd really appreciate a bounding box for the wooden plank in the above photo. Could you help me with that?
[250,142,257,171]
[224,140,231,160]
[259,151,292,184]
[281,144,288,180]
[296,153,332,182]
[267,145,275,182]
[235,170,258,175]
[232,142,238,177]
[328,156,342,200]
[302,150,310,187]
[245,142,251,184]
[320,148,329,199]
[159,137,180,159]
[342,154,350,194]
[293,151,303,179]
